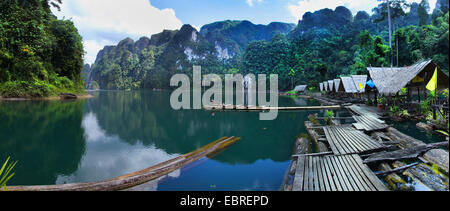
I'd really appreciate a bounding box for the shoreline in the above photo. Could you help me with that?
[0,93,94,101]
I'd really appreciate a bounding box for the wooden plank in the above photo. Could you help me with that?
[322,156,337,191]
[355,131,385,149]
[312,156,320,191]
[335,155,360,191]
[353,123,365,130]
[319,157,332,191]
[351,154,388,191]
[334,126,367,153]
[331,126,361,153]
[326,126,349,155]
[328,156,351,191]
[339,155,368,191]
[323,127,341,155]
[351,129,384,149]
[293,156,306,191]
[344,154,377,191]
[308,156,314,191]
[340,127,378,151]
[303,156,310,191]
[324,156,343,191]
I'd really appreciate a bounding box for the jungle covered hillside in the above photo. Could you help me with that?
[0,0,85,98]
[85,0,449,91]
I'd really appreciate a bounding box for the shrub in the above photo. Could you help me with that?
[0,80,57,98]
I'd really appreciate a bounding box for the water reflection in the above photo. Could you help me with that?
[56,112,180,185]
[1,91,322,190]
[0,100,86,185]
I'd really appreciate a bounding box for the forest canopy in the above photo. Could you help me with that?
[0,0,84,97]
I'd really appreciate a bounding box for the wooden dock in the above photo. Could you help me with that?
[203,104,342,111]
[353,115,389,132]
[323,126,386,155]
[293,154,388,191]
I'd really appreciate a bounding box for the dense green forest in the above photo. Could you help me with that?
[86,22,295,90]
[85,0,449,91]
[0,0,84,97]
[1,0,448,94]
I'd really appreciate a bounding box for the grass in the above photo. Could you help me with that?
[0,156,18,191]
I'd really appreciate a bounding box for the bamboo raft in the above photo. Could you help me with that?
[293,154,388,191]
[323,125,387,155]
[203,104,342,111]
[7,137,240,191]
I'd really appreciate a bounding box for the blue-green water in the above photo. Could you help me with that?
[0,91,323,190]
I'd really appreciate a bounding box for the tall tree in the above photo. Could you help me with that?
[374,0,410,67]
[418,0,430,26]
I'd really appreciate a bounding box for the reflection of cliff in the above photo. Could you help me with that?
[0,100,86,185]
[85,91,316,165]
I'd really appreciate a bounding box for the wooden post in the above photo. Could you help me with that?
[407,87,411,102]
[417,87,421,102]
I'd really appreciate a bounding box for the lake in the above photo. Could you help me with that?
[0,90,329,190]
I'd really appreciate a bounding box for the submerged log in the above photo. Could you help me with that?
[377,163,408,191]
[393,161,449,191]
[7,136,240,191]
[364,141,449,164]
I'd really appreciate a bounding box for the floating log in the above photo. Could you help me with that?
[292,151,333,157]
[363,141,449,164]
[7,136,240,191]
[203,104,342,111]
[375,162,421,176]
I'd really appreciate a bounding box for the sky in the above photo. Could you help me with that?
[51,0,437,64]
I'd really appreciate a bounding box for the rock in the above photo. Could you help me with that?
[59,93,77,100]
[416,122,433,132]
[295,137,309,154]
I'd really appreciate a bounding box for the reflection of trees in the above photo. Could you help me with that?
[0,100,86,185]
[85,91,318,165]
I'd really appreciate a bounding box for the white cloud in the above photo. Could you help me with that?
[56,112,181,189]
[246,0,263,7]
[288,0,437,22]
[52,0,183,64]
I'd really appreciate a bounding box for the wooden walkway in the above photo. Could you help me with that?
[353,115,389,132]
[323,126,386,155]
[203,104,342,111]
[346,105,382,119]
[293,154,388,191]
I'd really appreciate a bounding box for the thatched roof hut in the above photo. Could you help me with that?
[351,75,367,93]
[328,80,334,92]
[339,77,358,93]
[367,60,448,96]
[294,85,308,92]
[334,79,341,92]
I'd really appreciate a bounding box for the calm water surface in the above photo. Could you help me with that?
[1,90,326,190]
